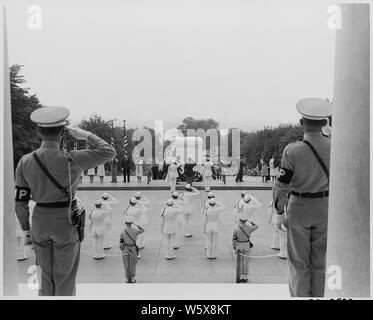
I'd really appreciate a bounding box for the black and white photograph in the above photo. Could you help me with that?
[0,0,370,301]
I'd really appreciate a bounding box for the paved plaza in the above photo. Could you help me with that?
[17,188,288,289]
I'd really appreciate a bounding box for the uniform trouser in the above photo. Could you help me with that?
[183,213,193,236]
[163,233,176,258]
[205,232,218,258]
[123,169,130,182]
[287,195,328,297]
[170,178,177,192]
[204,176,212,191]
[186,176,193,186]
[104,218,113,248]
[121,246,137,280]
[92,234,105,258]
[31,206,80,296]
[236,243,251,276]
[136,224,146,248]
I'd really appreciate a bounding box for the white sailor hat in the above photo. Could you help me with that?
[124,215,134,223]
[237,212,248,221]
[296,98,332,120]
[94,199,102,207]
[207,192,215,199]
[30,106,70,127]
[134,192,141,199]
[172,191,179,198]
[244,194,251,203]
[129,197,137,205]
[185,184,192,190]
[102,192,109,200]
[208,198,216,205]
[166,199,174,206]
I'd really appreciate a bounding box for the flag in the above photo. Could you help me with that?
[122,121,128,160]
[132,143,141,164]
[111,136,115,149]
[1,6,18,295]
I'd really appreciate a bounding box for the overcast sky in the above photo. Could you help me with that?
[5,0,338,131]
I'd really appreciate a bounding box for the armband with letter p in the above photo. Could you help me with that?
[277,167,294,184]
[15,186,31,202]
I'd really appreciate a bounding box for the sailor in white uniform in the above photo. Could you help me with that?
[171,191,185,249]
[101,192,119,250]
[179,184,200,237]
[202,198,225,259]
[234,193,262,224]
[133,192,149,249]
[268,200,287,259]
[160,199,184,260]
[87,199,112,260]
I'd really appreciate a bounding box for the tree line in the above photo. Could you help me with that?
[11,64,302,169]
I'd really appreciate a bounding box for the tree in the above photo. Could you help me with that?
[11,64,42,166]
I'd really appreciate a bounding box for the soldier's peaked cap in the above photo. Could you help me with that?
[30,106,70,127]
[296,98,332,120]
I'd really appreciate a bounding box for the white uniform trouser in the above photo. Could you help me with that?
[205,232,218,258]
[137,227,146,248]
[92,235,105,258]
[170,178,177,192]
[163,233,176,258]
[183,214,193,236]
[204,176,212,191]
[104,216,113,249]
[16,232,28,260]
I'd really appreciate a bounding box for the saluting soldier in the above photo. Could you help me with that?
[232,212,258,282]
[120,215,144,283]
[133,192,150,249]
[273,98,332,297]
[179,184,200,237]
[14,106,116,296]
[234,193,261,225]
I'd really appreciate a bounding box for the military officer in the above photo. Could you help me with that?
[123,197,147,258]
[120,215,144,283]
[101,192,119,250]
[273,98,332,297]
[234,193,261,225]
[14,106,116,296]
[232,212,258,282]
[202,198,225,259]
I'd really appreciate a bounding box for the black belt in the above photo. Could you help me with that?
[291,190,329,198]
[36,201,70,208]
[237,240,250,243]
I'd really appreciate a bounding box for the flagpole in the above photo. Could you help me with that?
[1,6,18,295]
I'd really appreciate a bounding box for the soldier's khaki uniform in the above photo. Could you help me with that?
[273,132,330,297]
[15,134,116,295]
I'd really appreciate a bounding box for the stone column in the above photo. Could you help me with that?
[1,6,18,295]
[325,3,370,297]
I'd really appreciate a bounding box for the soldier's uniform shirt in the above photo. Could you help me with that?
[233,223,256,247]
[203,206,224,234]
[273,131,330,297]
[89,209,108,238]
[15,133,116,296]
[124,206,147,227]
[161,207,183,234]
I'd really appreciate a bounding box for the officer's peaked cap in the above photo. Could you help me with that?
[30,106,70,127]
[296,98,332,120]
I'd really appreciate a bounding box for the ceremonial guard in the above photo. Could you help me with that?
[101,192,119,250]
[268,200,287,259]
[123,197,147,258]
[272,98,332,297]
[14,106,116,295]
[87,199,112,260]
[122,157,131,183]
[180,184,200,237]
[120,215,144,283]
[232,212,258,282]
[160,199,184,260]
[133,192,150,249]
[202,198,225,259]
